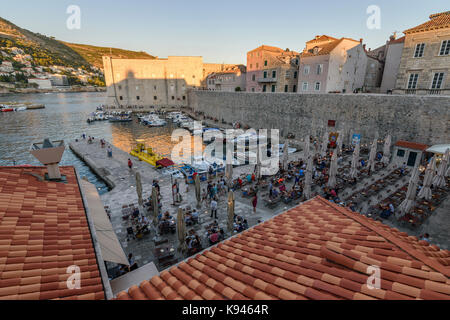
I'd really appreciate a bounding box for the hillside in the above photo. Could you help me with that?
[62,42,154,69]
[0,16,154,70]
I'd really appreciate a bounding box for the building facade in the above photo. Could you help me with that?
[380,36,405,94]
[246,45,299,93]
[206,65,246,92]
[393,11,450,95]
[297,35,367,94]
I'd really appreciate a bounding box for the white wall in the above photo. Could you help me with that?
[380,42,404,93]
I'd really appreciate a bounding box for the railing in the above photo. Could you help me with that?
[405,89,416,94]
[428,89,441,95]
[257,77,277,83]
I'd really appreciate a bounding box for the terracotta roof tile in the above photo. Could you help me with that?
[404,11,450,34]
[115,197,450,300]
[395,140,429,151]
[0,166,105,300]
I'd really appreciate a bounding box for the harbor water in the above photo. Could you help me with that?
[0,92,183,194]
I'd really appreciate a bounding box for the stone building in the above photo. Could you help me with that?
[206,65,246,92]
[102,56,242,107]
[393,11,450,95]
[297,35,367,94]
[246,45,300,93]
[380,36,405,94]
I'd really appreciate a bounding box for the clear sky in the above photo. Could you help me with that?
[1,0,449,64]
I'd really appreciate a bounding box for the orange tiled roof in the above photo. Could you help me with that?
[306,35,338,43]
[0,166,105,300]
[389,36,405,44]
[395,140,429,151]
[404,11,450,34]
[115,197,450,300]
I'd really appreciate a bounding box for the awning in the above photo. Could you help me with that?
[426,144,450,155]
[156,158,174,167]
[80,179,129,266]
[110,262,159,297]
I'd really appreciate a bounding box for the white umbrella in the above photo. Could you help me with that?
[336,131,343,155]
[381,134,391,165]
[398,166,419,217]
[194,174,201,208]
[254,146,261,180]
[320,131,328,157]
[417,156,435,200]
[350,143,360,179]
[432,149,449,188]
[327,151,338,188]
[303,136,310,160]
[177,207,187,253]
[304,156,313,200]
[135,171,143,206]
[227,190,235,234]
[152,186,159,226]
[368,138,377,173]
[282,142,289,171]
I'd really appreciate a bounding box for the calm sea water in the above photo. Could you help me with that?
[0,92,181,194]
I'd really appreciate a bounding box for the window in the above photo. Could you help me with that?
[315,82,321,91]
[182,96,186,100]
[284,85,288,92]
[136,86,139,91]
[250,64,253,69]
[431,72,445,89]
[414,43,425,58]
[154,85,157,90]
[171,96,175,100]
[272,70,276,78]
[271,85,276,92]
[263,71,267,78]
[407,73,419,89]
[118,85,122,90]
[285,71,290,79]
[294,71,298,79]
[302,82,308,91]
[251,88,255,92]
[154,96,157,100]
[295,59,299,65]
[252,74,256,81]
[293,85,297,92]
[316,64,323,75]
[263,85,267,92]
[304,65,310,75]
[119,96,123,100]
[136,96,140,100]
[439,40,450,56]
[264,60,268,66]
[397,149,405,157]
[256,63,259,68]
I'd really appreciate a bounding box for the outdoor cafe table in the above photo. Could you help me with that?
[154,244,175,261]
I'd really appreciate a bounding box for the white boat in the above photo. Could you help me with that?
[14,106,27,111]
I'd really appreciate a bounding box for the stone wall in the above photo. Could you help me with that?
[188,90,450,145]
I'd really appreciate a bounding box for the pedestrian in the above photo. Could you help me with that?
[128,158,133,170]
[210,198,217,219]
[107,145,112,158]
[252,194,258,213]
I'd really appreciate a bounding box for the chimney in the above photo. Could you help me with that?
[30,139,65,180]
[359,38,363,44]
[363,44,366,51]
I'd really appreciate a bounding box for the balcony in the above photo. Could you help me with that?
[405,89,417,94]
[257,77,277,83]
[428,89,442,95]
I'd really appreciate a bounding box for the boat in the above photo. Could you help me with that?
[109,116,132,122]
[14,107,27,112]
[130,142,173,167]
[1,107,13,112]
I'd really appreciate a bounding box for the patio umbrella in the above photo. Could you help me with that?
[446,148,450,177]
[336,131,343,155]
[381,134,391,165]
[320,131,328,157]
[304,156,313,200]
[350,143,360,179]
[255,147,261,180]
[303,135,310,160]
[227,190,235,234]
[195,174,201,208]
[432,149,448,188]
[398,166,419,218]
[368,138,377,173]
[417,156,435,200]
[135,171,143,206]
[282,142,289,171]
[225,162,233,186]
[177,207,187,253]
[327,151,338,188]
[152,186,159,226]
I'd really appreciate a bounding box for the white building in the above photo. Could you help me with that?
[27,78,52,89]
[380,36,405,94]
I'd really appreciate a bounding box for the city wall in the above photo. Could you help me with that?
[188,91,450,145]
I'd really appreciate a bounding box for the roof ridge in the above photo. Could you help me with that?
[315,197,450,277]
